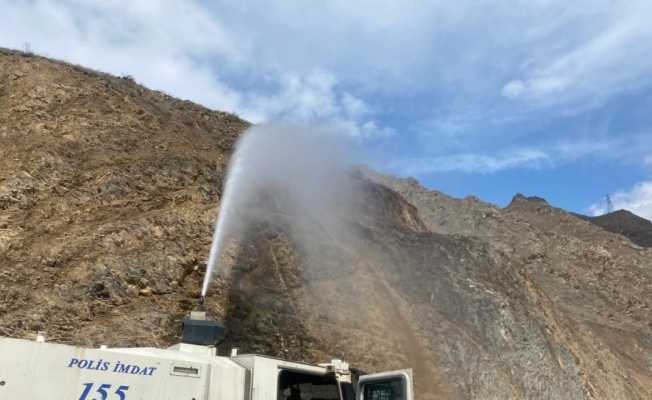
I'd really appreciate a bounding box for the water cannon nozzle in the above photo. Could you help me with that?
[197,295,205,311]
[182,305,225,346]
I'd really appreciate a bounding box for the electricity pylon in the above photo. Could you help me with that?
[606,194,614,214]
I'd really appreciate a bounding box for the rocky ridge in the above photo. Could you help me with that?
[574,209,652,248]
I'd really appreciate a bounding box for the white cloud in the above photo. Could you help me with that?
[589,181,652,220]
[553,139,613,160]
[501,81,526,99]
[387,149,551,175]
[0,0,243,112]
[341,93,370,118]
[243,70,339,122]
[501,1,652,106]
[240,70,389,138]
[246,0,652,112]
[360,121,395,138]
[385,139,621,176]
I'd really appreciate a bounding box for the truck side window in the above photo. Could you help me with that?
[277,370,340,400]
[362,378,404,400]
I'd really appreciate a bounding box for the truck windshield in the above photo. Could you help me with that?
[362,378,405,400]
[277,370,340,400]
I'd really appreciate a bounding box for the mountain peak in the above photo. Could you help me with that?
[507,193,551,209]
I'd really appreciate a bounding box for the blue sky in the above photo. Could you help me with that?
[2,0,651,218]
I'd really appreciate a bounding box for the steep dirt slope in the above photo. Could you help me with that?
[0,48,248,346]
[364,171,652,399]
[1,50,651,400]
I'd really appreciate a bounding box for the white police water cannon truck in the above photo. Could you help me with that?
[0,309,413,400]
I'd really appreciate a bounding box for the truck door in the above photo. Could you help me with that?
[356,369,413,400]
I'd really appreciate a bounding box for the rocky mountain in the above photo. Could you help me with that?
[359,177,652,399]
[573,210,652,248]
[1,49,651,400]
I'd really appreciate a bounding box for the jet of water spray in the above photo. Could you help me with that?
[200,123,356,297]
[201,144,245,297]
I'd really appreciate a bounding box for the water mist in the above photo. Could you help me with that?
[201,123,356,297]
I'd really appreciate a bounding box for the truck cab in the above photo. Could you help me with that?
[232,353,413,400]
